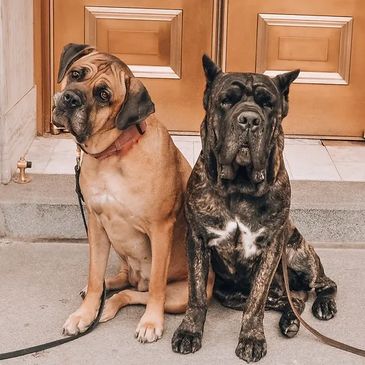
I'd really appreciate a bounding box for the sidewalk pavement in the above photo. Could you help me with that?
[0,240,364,365]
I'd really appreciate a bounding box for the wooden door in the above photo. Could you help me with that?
[47,1,365,137]
[53,0,217,133]
[224,0,365,139]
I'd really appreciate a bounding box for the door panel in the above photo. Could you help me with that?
[84,7,182,78]
[53,0,215,132]
[225,0,365,138]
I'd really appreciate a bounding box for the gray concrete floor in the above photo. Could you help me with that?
[0,240,364,365]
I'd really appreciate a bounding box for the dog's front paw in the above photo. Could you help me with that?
[235,334,267,363]
[135,312,163,343]
[62,307,97,336]
[171,328,202,354]
[312,296,337,320]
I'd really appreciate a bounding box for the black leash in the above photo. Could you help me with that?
[75,151,88,233]
[0,283,106,360]
[0,150,105,361]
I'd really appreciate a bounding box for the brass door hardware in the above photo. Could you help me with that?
[13,157,32,184]
[51,123,62,135]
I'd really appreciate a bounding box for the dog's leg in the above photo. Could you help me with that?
[79,274,129,299]
[235,232,285,363]
[63,213,110,335]
[172,228,211,355]
[266,274,306,338]
[134,221,174,343]
[278,299,305,338]
[105,269,129,290]
[100,279,196,322]
[79,258,130,299]
[287,227,337,320]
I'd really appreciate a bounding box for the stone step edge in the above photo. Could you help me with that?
[1,175,364,241]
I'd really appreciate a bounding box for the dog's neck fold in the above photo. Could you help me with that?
[78,121,147,160]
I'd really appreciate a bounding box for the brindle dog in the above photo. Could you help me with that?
[172,56,337,362]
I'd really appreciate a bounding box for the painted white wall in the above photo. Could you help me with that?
[0,0,36,184]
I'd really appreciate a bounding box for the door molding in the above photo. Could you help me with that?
[256,14,353,85]
[34,0,52,135]
[85,6,183,79]
[212,0,228,69]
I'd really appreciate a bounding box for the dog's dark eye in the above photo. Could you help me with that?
[255,88,275,109]
[70,70,82,81]
[262,99,273,108]
[255,94,270,108]
[220,85,243,109]
[96,88,111,103]
[221,97,233,107]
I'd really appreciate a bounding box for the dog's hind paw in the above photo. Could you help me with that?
[99,295,122,323]
[235,335,267,363]
[312,296,337,320]
[279,312,300,338]
[171,329,202,354]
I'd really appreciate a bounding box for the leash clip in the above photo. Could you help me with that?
[136,123,145,135]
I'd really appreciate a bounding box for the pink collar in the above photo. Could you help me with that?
[81,121,147,160]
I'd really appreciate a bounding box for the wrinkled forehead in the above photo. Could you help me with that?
[214,72,278,95]
[71,52,132,80]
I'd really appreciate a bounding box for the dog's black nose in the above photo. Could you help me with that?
[62,91,82,108]
[238,111,261,131]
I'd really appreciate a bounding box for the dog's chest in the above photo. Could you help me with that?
[85,176,141,218]
[207,219,265,258]
[207,218,266,275]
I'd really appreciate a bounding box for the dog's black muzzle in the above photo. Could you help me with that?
[52,89,89,143]
[61,90,83,110]
[217,102,270,185]
[237,108,264,133]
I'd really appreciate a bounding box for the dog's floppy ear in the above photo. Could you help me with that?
[57,43,95,83]
[273,69,300,118]
[202,54,222,84]
[116,77,155,130]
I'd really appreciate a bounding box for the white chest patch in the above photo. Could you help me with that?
[207,219,265,259]
[207,221,238,248]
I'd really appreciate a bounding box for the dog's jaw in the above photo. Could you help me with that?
[52,91,91,143]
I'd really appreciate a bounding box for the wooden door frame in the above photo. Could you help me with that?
[34,0,52,135]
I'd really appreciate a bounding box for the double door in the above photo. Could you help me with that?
[49,0,365,138]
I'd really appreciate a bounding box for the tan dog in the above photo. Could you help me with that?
[52,43,213,343]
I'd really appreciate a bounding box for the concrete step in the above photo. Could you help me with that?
[0,175,364,242]
[0,239,364,365]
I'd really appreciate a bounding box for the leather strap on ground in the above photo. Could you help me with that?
[0,282,106,360]
[282,244,365,358]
